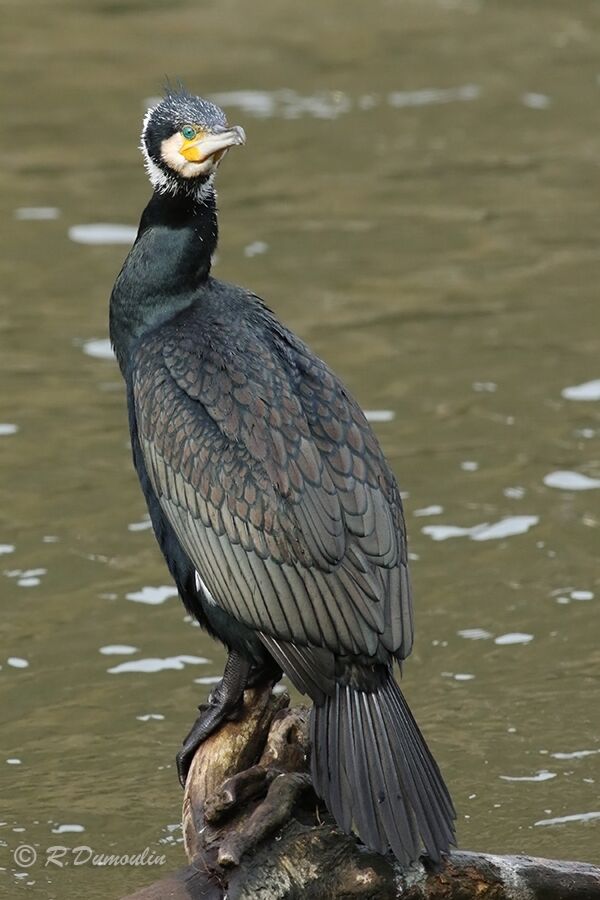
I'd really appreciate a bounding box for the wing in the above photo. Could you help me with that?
[132,301,413,665]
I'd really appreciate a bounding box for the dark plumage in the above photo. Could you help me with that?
[109,87,455,868]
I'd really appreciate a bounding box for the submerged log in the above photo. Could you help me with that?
[122,686,600,900]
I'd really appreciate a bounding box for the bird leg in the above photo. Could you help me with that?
[176,650,251,787]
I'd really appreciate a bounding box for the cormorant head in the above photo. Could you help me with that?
[141,88,245,199]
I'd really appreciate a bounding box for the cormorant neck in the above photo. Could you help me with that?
[110,184,218,372]
[139,184,219,282]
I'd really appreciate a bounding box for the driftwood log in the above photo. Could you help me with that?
[122,685,600,900]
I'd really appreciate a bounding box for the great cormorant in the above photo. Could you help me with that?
[109,88,455,868]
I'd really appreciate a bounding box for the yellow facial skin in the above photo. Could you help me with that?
[179,126,246,163]
[159,124,245,179]
[179,130,208,162]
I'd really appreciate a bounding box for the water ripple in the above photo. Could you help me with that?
[562,379,600,401]
[500,770,556,782]
[126,586,178,605]
[69,224,137,245]
[423,515,538,542]
[544,471,600,491]
[15,207,60,220]
[535,811,600,827]
[82,338,115,360]
[494,633,533,645]
[107,655,209,674]
[458,628,492,640]
[145,84,484,121]
[99,645,138,655]
[414,504,444,517]
[364,410,395,423]
[551,749,600,760]
[521,92,551,109]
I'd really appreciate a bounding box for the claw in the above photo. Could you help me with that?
[177,697,243,786]
[176,652,257,787]
[176,741,197,787]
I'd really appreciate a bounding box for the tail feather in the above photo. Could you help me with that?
[329,682,354,833]
[359,689,420,861]
[349,688,385,850]
[385,691,450,856]
[387,680,455,829]
[310,674,455,867]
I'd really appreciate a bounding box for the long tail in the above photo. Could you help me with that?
[310,673,455,867]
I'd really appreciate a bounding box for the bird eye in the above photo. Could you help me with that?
[181,125,197,141]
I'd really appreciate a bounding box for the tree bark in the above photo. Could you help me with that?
[122,686,600,900]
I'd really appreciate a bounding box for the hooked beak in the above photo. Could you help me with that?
[179,125,246,163]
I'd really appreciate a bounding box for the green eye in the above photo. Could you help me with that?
[181,125,197,140]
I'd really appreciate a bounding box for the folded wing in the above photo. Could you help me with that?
[133,305,413,666]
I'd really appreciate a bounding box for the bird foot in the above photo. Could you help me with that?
[177,651,253,787]
[176,692,244,787]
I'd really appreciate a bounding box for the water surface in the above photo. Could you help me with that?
[1,1,599,897]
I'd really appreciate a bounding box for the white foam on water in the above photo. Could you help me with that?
[500,770,556,782]
[244,240,269,257]
[99,645,138,655]
[494,633,533,646]
[562,379,600,401]
[126,586,178,605]
[82,338,115,360]
[205,85,481,120]
[69,224,137,245]
[423,516,538,542]
[570,590,594,601]
[544,470,600,491]
[521,92,551,109]
[534,811,600,827]
[458,628,492,641]
[364,410,395,423]
[388,84,481,107]
[441,671,475,682]
[15,207,60,220]
[504,486,525,499]
[108,655,209,674]
[551,749,600,760]
[414,505,444,517]
[471,517,539,541]
[128,517,152,532]
[210,89,351,119]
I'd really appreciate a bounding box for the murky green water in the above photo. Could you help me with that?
[2,1,599,896]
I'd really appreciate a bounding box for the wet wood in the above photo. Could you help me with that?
[122,686,600,900]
